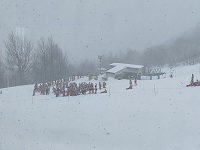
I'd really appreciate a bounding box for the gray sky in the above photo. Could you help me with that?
[1,0,200,62]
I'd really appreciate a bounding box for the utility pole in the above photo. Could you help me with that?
[98,55,103,74]
[6,57,10,88]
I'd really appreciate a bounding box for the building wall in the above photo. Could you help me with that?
[136,67,146,75]
[125,67,139,73]
[115,69,125,77]
[106,72,115,78]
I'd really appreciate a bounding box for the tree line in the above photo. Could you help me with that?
[0,32,97,88]
[101,25,200,68]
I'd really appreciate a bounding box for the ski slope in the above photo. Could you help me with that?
[1,64,200,150]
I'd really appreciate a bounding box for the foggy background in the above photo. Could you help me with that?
[1,0,200,62]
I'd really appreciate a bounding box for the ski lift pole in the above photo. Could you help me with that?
[154,84,156,96]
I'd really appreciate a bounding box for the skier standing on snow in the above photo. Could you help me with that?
[88,82,91,94]
[41,84,45,95]
[56,84,60,97]
[45,84,49,95]
[95,83,97,94]
[126,79,132,90]
[130,79,132,87]
[134,78,137,86]
[99,82,101,90]
[32,87,36,96]
[191,74,194,85]
[91,83,94,94]
[103,82,106,88]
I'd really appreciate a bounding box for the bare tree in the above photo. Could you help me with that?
[32,37,69,83]
[74,59,97,76]
[0,49,6,88]
[4,32,33,85]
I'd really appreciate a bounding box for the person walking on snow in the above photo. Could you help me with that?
[134,78,137,85]
[126,79,133,90]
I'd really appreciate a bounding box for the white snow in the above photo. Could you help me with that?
[1,64,200,150]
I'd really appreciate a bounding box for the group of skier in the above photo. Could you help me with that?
[32,75,140,97]
[64,81,107,96]
[32,77,107,97]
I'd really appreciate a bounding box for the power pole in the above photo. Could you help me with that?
[6,57,10,88]
[98,55,103,74]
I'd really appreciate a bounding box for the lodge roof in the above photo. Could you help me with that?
[110,63,144,69]
[106,63,144,74]
[106,65,126,74]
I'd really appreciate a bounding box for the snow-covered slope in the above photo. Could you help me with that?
[1,64,200,150]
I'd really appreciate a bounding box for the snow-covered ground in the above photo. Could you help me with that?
[1,64,200,150]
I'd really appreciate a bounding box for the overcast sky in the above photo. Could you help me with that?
[1,0,200,62]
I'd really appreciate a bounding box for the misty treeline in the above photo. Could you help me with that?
[1,27,200,88]
[0,32,96,88]
[102,27,200,68]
